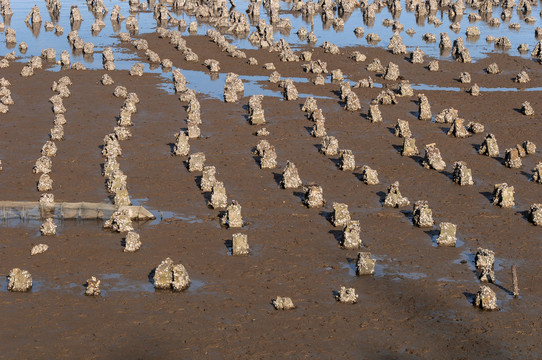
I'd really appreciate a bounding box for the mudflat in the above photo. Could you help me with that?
[1,0,542,358]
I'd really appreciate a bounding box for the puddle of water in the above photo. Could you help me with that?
[6,1,333,101]
[6,0,536,104]
[453,248,511,282]
[0,272,207,296]
[232,1,542,62]
[158,69,333,99]
[394,271,428,280]
[340,261,357,276]
[130,197,149,206]
[454,248,505,269]
[0,215,108,236]
[0,212,107,232]
[412,83,461,92]
[105,274,155,294]
[150,278,206,293]
[437,277,463,283]
[337,255,428,280]
[100,272,122,280]
[187,278,205,292]
[0,205,201,230]
[411,84,542,93]
[481,86,542,92]
[454,249,476,265]
[61,274,156,296]
[346,79,542,93]
[6,1,205,68]
[0,277,45,293]
[145,209,202,225]
[5,0,539,108]
[107,198,204,226]
[373,256,428,280]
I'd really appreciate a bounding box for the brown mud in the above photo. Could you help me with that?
[0,28,541,359]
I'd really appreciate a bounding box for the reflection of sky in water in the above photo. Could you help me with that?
[247,3,542,61]
[4,0,138,64]
[2,0,541,101]
[339,259,429,279]
[157,69,334,99]
[3,0,541,67]
[197,0,541,60]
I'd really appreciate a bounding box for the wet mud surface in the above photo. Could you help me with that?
[1,0,542,358]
